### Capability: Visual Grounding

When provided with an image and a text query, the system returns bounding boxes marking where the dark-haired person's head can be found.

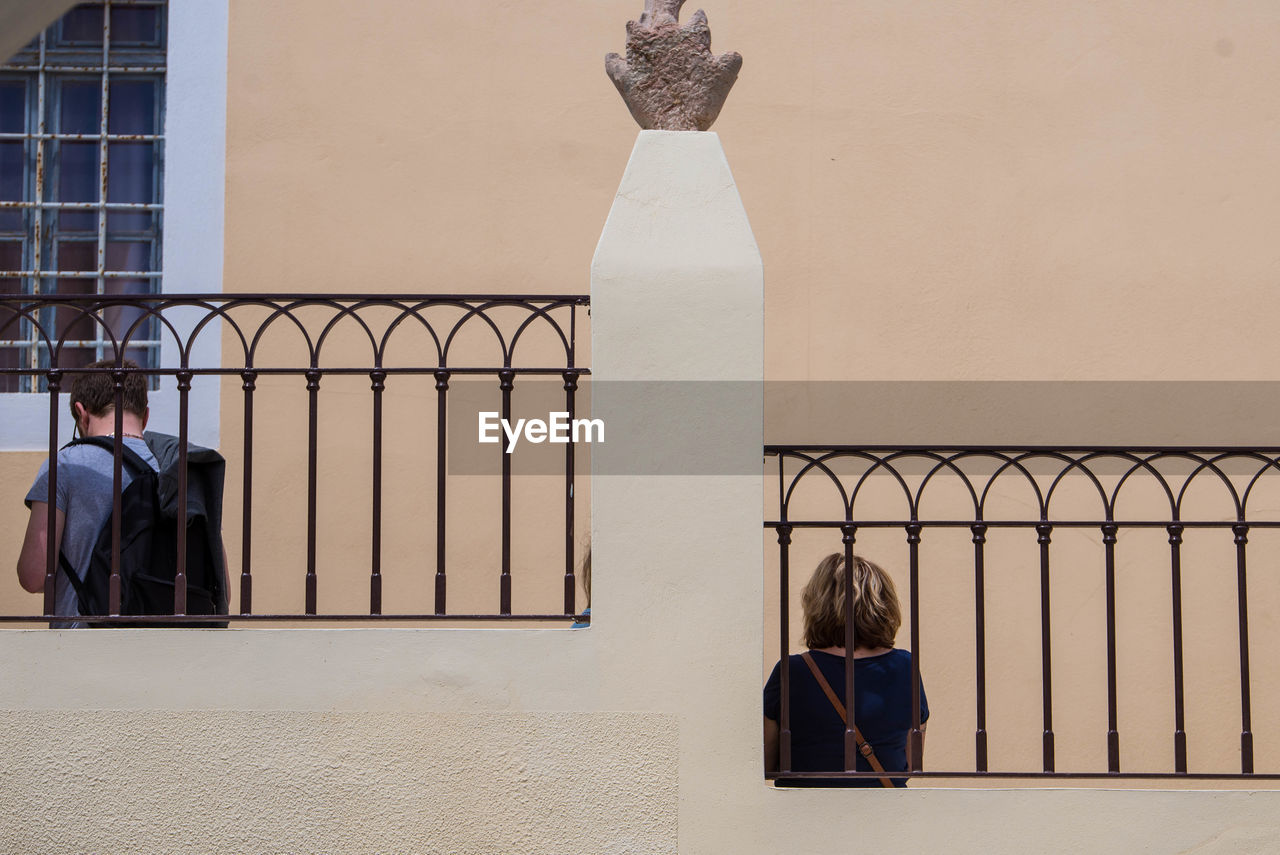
[68,358,148,435]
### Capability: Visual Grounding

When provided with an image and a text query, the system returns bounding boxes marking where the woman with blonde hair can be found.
[763,552,928,786]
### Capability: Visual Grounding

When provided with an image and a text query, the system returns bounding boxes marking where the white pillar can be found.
[591,130,764,849]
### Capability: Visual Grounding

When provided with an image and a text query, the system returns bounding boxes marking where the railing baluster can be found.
[305,368,320,615]
[173,369,191,616]
[1233,522,1254,773]
[972,521,988,772]
[1168,523,1187,773]
[369,370,385,615]
[499,368,514,615]
[434,369,449,614]
[565,304,578,617]
[239,369,256,614]
[841,523,857,773]
[563,370,578,615]
[777,521,793,775]
[907,521,923,773]
[1037,521,1054,772]
[108,368,124,616]
[1102,522,1119,773]
[43,369,61,617]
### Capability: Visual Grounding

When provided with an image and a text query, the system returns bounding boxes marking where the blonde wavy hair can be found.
[801,553,901,651]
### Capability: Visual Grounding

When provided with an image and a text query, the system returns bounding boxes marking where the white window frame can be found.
[0,0,227,450]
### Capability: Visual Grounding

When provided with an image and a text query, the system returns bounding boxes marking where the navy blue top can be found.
[764,649,928,786]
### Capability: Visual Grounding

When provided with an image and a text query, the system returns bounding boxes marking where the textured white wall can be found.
[4,709,677,855]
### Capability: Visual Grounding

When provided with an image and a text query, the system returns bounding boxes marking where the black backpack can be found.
[59,437,228,627]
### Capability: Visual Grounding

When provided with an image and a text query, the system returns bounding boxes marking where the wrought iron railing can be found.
[766,445,1280,782]
[0,293,589,624]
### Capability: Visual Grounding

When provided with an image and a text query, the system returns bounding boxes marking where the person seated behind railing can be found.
[15,359,228,627]
[763,553,929,786]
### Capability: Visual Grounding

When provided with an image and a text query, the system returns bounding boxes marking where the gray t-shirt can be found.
[25,437,159,627]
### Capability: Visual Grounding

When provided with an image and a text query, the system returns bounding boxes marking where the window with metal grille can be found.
[0,0,166,392]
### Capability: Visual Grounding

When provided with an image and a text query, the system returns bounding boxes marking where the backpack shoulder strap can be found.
[800,651,896,787]
[58,551,93,615]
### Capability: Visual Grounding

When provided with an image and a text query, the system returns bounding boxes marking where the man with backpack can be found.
[16,360,228,627]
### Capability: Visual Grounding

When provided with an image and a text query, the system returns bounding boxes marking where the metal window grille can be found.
[0,0,166,392]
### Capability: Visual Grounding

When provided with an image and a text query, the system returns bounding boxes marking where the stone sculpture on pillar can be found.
[605,0,742,131]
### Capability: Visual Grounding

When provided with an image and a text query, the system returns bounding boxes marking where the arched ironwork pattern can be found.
[765,445,1280,784]
[1,293,590,625]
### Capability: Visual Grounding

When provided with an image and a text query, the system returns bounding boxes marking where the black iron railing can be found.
[0,293,589,624]
[766,445,1280,782]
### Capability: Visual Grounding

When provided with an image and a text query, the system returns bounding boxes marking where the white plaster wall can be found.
[0,629,677,855]
[5,128,1280,855]
[150,0,229,449]
[591,131,766,854]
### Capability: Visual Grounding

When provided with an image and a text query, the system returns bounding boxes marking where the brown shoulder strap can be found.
[800,652,896,788]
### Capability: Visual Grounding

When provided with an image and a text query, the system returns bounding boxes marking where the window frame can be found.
[0,0,226,451]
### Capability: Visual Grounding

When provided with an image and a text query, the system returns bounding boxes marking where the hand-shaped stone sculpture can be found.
[605,0,742,131]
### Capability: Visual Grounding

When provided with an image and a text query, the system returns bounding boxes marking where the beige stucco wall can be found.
[736,2,1280,386]
[6,0,1280,852]
[219,0,1280,384]
[218,0,1280,436]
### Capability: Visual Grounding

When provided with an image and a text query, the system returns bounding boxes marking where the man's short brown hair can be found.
[68,358,148,421]
[801,552,902,651]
